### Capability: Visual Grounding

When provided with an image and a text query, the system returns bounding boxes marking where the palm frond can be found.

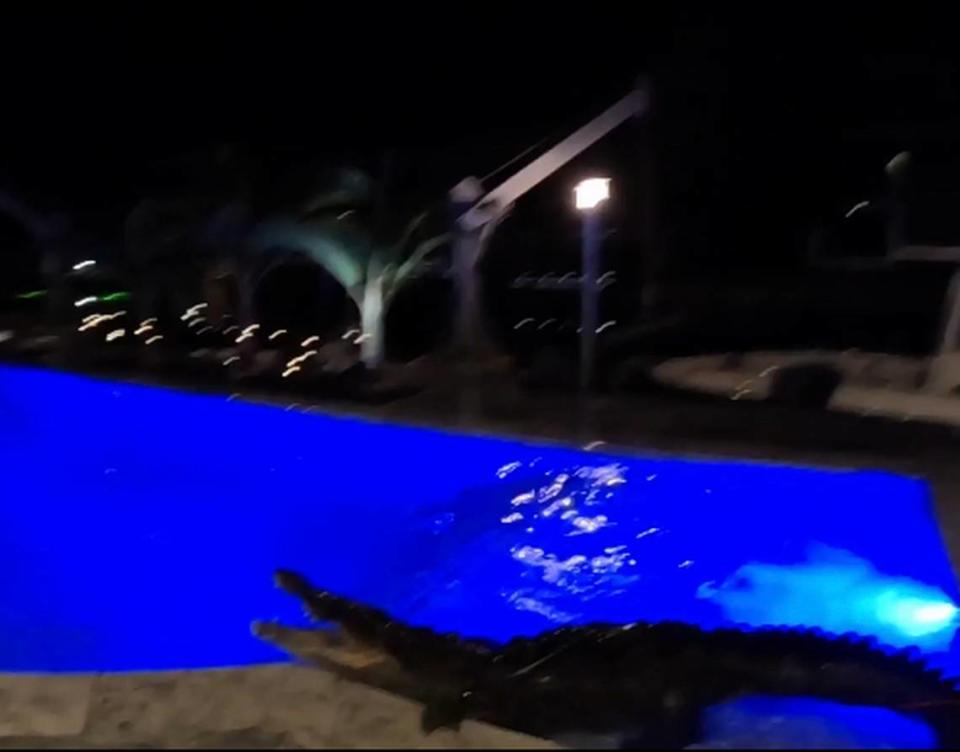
[390,232,451,296]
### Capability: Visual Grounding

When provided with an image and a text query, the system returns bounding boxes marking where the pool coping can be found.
[5,357,951,474]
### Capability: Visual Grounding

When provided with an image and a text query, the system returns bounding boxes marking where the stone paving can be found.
[0,666,557,748]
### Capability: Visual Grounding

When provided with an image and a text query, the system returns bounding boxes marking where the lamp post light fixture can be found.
[574,178,611,211]
[575,178,610,391]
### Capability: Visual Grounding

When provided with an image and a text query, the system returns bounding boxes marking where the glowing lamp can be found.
[574,178,611,211]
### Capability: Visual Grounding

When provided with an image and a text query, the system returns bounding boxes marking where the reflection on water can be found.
[403,455,959,676]
[692,695,938,749]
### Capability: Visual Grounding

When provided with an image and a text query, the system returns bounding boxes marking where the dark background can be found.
[3,5,960,344]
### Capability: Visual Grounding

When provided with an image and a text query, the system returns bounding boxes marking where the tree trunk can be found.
[359,273,385,369]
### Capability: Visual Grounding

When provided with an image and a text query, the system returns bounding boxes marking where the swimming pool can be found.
[0,364,958,674]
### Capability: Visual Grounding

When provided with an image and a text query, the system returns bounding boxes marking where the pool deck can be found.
[0,665,558,749]
[4,359,960,748]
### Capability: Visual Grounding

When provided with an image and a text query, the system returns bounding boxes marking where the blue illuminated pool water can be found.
[0,365,958,674]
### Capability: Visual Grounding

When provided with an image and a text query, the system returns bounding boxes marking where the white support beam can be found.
[458,86,650,232]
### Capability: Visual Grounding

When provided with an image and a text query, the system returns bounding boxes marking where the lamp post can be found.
[575,178,610,391]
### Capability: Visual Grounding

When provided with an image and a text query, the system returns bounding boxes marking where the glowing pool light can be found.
[697,544,960,651]
[879,595,959,639]
[915,601,960,625]
[0,364,957,675]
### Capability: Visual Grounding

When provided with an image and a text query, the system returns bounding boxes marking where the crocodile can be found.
[254,569,960,749]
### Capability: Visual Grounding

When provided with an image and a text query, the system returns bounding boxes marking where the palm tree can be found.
[247,209,449,369]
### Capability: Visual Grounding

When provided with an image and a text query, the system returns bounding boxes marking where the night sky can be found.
[2,6,960,272]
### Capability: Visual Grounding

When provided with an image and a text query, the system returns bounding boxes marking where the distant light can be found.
[222,355,240,367]
[268,329,287,341]
[574,178,611,211]
[72,259,96,271]
[134,324,154,336]
[74,297,97,308]
[285,350,317,368]
[596,320,617,334]
[301,335,320,347]
[340,330,359,341]
[105,329,125,342]
[16,290,46,300]
[241,324,260,336]
[78,310,126,332]
[145,335,164,345]
[99,292,130,303]
[282,365,301,378]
